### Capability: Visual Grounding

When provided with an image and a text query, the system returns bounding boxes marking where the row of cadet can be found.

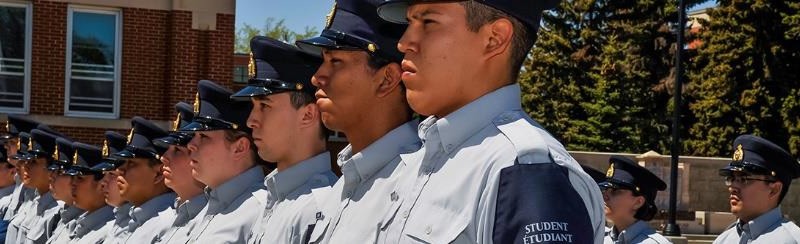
[3,0,800,243]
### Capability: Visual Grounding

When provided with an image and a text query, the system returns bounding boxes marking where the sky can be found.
[235,0,718,35]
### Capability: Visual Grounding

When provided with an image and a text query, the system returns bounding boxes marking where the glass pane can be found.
[69,10,117,115]
[233,66,246,83]
[0,5,27,110]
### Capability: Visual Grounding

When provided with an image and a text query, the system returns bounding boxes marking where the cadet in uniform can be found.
[11,129,61,244]
[3,131,35,243]
[377,0,606,243]
[713,135,800,243]
[61,141,115,243]
[90,131,131,242]
[44,138,85,244]
[150,102,208,244]
[181,80,266,243]
[1,115,40,229]
[0,143,16,241]
[231,36,337,244]
[108,117,175,244]
[295,0,420,242]
[600,156,670,244]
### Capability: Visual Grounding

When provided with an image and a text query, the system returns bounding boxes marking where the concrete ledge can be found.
[0,114,170,130]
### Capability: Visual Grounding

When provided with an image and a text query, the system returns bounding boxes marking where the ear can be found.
[632,195,645,210]
[482,18,513,60]
[298,103,320,129]
[230,136,251,161]
[768,181,783,200]
[375,62,403,98]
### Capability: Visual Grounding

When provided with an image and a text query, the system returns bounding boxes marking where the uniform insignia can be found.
[193,93,200,114]
[16,139,21,151]
[53,146,59,160]
[325,3,337,29]
[28,139,33,151]
[173,112,181,131]
[4,121,8,132]
[367,43,377,53]
[126,128,134,144]
[733,144,743,161]
[102,140,109,158]
[606,163,614,178]
[73,151,79,164]
[248,52,256,79]
[295,83,303,90]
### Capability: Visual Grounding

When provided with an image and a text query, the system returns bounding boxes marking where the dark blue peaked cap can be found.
[580,164,605,184]
[296,0,407,63]
[11,132,32,161]
[49,137,75,171]
[28,129,60,159]
[377,0,560,43]
[114,117,168,160]
[153,102,195,148]
[65,142,103,176]
[720,134,800,184]
[180,80,252,134]
[599,156,666,203]
[2,114,40,139]
[0,143,6,163]
[232,36,322,99]
[91,131,129,171]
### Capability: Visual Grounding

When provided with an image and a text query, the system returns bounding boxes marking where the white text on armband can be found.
[522,222,573,243]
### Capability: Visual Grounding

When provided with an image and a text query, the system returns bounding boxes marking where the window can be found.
[0,2,31,113]
[65,7,121,118]
[233,65,247,84]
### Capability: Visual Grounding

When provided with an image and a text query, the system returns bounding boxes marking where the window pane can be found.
[0,5,27,110]
[68,10,117,115]
[233,66,247,83]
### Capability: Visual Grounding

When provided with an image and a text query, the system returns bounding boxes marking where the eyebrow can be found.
[410,8,441,20]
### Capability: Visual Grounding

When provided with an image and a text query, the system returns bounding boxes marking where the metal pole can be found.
[664,0,687,237]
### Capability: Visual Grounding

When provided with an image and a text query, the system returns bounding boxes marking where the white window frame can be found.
[64,6,122,119]
[0,1,32,114]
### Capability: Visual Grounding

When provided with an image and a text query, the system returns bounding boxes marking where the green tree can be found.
[234,18,318,53]
[686,0,800,157]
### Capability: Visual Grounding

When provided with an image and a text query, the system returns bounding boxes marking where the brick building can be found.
[0,0,235,145]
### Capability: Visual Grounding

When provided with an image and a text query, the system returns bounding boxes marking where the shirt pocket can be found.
[404,206,468,244]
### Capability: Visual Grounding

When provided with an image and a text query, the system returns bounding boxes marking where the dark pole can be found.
[664,0,687,237]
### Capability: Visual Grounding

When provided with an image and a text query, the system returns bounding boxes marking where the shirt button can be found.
[402,210,409,218]
[425,226,432,235]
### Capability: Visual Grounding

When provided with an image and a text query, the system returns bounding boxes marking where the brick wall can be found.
[29,0,67,116]
[120,7,170,120]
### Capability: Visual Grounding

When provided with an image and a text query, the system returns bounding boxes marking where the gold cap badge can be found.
[606,163,614,178]
[173,112,182,131]
[28,139,32,151]
[73,151,79,164]
[193,93,200,114]
[4,121,8,132]
[733,144,744,161]
[102,140,109,158]
[126,128,134,144]
[295,83,303,90]
[325,3,337,29]
[367,43,377,53]
[248,52,256,79]
[16,139,21,151]
[53,146,59,160]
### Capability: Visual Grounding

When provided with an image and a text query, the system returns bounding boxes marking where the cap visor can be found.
[90,161,117,171]
[179,121,211,132]
[231,86,273,101]
[296,36,360,56]
[377,1,410,24]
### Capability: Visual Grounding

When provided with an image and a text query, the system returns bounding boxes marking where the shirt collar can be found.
[265,152,332,202]
[612,220,649,243]
[0,184,15,197]
[737,206,784,239]
[129,192,176,225]
[338,120,420,184]
[422,84,521,154]
[60,205,85,223]
[35,191,57,214]
[206,166,265,208]
[176,194,208,224]
[73,205,114,237]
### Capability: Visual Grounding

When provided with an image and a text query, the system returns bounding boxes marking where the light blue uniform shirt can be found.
[123,192,177,243]
[604,220,671,244]
[67,205,114,244]
[102,202,134,244]
[21,191,59,244]
[46,204,85,244]
[155,194,208,244]
[4,185,36,244]
[308,120,420,244]
[713,206,800,244]
[247,152,338,244]
[380,84,606,244]
[187,166,267,243]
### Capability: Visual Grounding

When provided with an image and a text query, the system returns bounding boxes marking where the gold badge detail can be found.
[325,3,337,29]
[295,83,303,90]
[102,140,109,158]
[126,128,134,144]
[193,93,200,114]
[16,139,21,151]
[248,52,256,79]
[28,139,32,151]
[73,151,79,164]
[173,112,181,131]
[4,121,8,132]
[733,144,744,161]
[606,163,614,178]
[367,43,377,53]
[53,146,59,160]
